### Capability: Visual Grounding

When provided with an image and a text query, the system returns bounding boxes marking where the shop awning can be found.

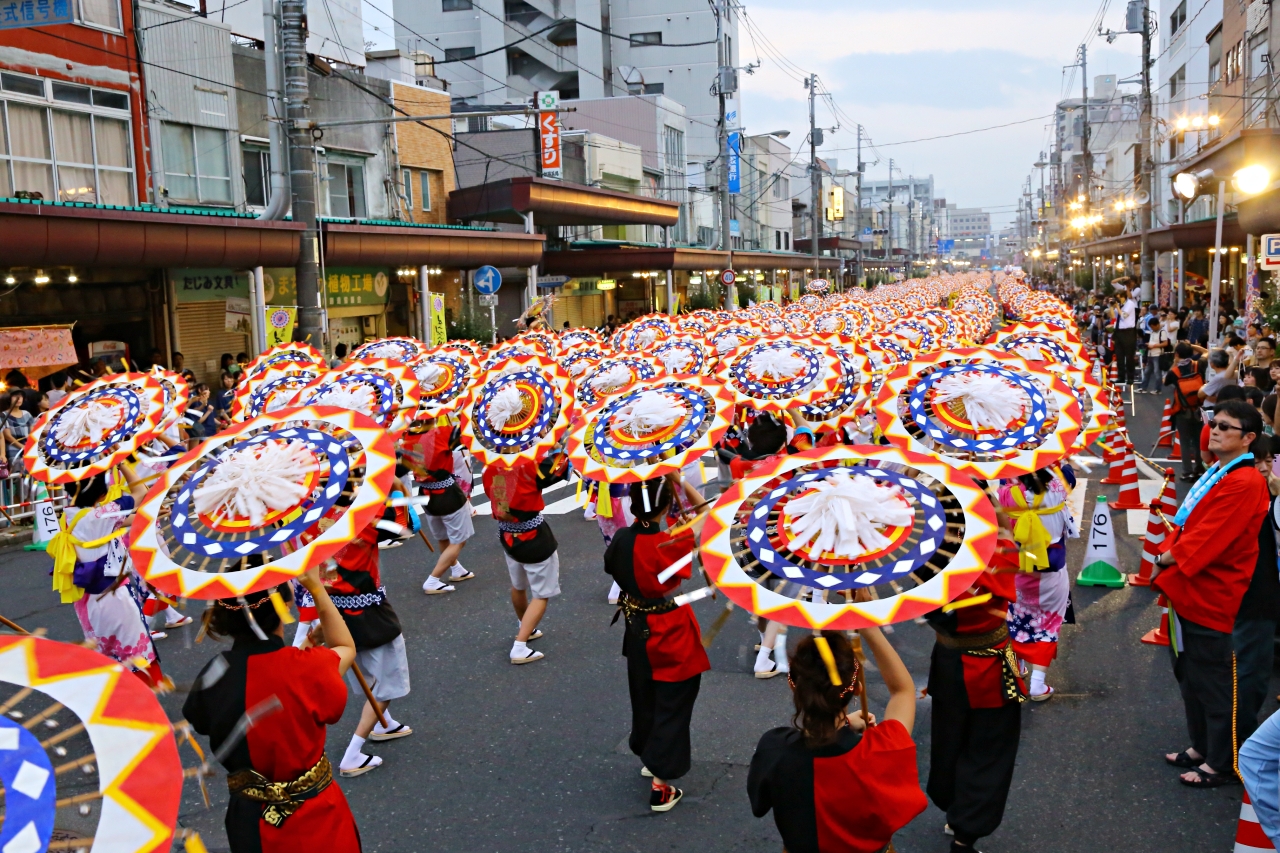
[1079,216,1247,256]
[732,250,842,271]
[448,177,681,227]
[792,236,863,254]
[543,245,729,276]
[0,200,302,268]
[0,324,78,380]
[322,220,545,267]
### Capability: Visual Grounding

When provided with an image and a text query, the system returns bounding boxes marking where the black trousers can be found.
[926,646,1022,845]
[1234,618,1276,744]
[1114,327,1138,383]
[1169,615,1238,774]
[627,663,700,781]
[1171,410,1202,478]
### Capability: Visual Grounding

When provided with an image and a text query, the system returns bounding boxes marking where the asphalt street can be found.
[1,383,1269,852]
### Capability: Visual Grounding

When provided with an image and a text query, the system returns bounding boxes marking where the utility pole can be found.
[886,158,894,264]
[1138,0,1154,302]
[282,0,322,347]
[807,73,821,280]
[1080,44,1091,209]
[855,124,864,287]
[714,0,735,305]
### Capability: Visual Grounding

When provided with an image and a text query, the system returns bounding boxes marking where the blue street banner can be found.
[0,0,73,28]
[727,132,741,195]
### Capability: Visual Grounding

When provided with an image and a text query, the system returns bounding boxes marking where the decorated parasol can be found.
[511,330,560,357]
[410,348,478,420]
[573,355,662,410]
[130,405,397,599]
[348,336,429,365]
[243,342,325,380]
[699,444,998,628]
[805,279,830,293]
[676,315,711,336]
[458,353,572,467]
[873,348,1083,481]
[481,344,540,370]
[230,365,320,422]
[714,335,842,413]
[24,373,166,484]
[297,358,421,433]
[651,337,714,376]
[0,634,184,853]
[798,336,871,428]
[708,323,763,355]
[617,315,676,352]
[566,375,734,483]
[150,367,190,435]
[559,345,606,381]
[560,328,601,349]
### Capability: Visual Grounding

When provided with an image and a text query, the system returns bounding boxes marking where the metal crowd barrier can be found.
[0,472,68,528]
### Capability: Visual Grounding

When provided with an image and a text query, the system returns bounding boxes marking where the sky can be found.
[361,0,1144,231]
[734,0,1143,230]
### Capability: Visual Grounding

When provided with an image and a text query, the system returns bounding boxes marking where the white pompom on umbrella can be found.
[415,361,446,387]
[657,348,694,374]
[193,439,318,527]
[931,370,1027,432]
[590,364,634,393]
[486,383,527,431]
[785,469,914,558]
[310,383,377,416]
[636,327,660,348]
[568,359,591,377]
[714,333,741,355]
[611,390,686,438]
[53,398,121,447]
[747,346,806,380]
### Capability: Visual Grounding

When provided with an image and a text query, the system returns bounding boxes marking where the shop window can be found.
[420,170,432,211]
[162,122,231,204]
[0,98,132,205]
[327,161,367,218]
[242,146,269,207]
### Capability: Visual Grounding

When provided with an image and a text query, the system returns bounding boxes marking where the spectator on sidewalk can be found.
[1240,708,1280,849]
[1153,399,1270,787]
[1234,435,1280,746]
[1166,342,1208,482]
[1201,386,1249,468]
[1115,287,1139,385]
[1141,308,1171,393]
[1246,338,1276,393]
[1188,309,1209,347]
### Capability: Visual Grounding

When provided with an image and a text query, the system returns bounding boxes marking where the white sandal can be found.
[339,754,382,777]
[510,648,544,665]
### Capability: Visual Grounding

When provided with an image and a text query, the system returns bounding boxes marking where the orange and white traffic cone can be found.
[1158,467,1178,517]
[1169,430,1182,461]
[1154,399,1173,448]
[1108,361,1118,387]
[1100,439,1127,485]
[1112,440,1147,510]
[1110,397,1129,435]
[1235,790,1273,853]
[1129,471,1174,587]
[1141,593,1172,646]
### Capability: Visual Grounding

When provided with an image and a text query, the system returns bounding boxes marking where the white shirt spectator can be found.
[1118,296,1137,329]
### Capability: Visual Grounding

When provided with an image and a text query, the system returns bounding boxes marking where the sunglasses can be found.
[1208,420,1247,432]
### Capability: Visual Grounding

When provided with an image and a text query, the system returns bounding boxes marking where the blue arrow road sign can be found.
[473,266,502,295]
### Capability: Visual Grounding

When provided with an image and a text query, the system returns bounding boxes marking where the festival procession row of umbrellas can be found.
[5,270,1103,851]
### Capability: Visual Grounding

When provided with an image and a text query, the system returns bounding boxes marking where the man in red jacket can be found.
[1153,398,1271,787]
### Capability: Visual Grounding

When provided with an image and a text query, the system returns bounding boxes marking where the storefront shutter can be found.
[176,301,250,386]
[558,294,605,331]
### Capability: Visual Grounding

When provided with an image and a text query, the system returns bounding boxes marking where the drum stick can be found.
[351,662,390,729]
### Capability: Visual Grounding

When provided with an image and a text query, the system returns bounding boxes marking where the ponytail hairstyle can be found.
[629,477,672,522]
[788,632,861,748]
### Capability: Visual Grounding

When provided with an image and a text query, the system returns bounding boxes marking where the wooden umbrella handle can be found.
[350,662,389,729]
